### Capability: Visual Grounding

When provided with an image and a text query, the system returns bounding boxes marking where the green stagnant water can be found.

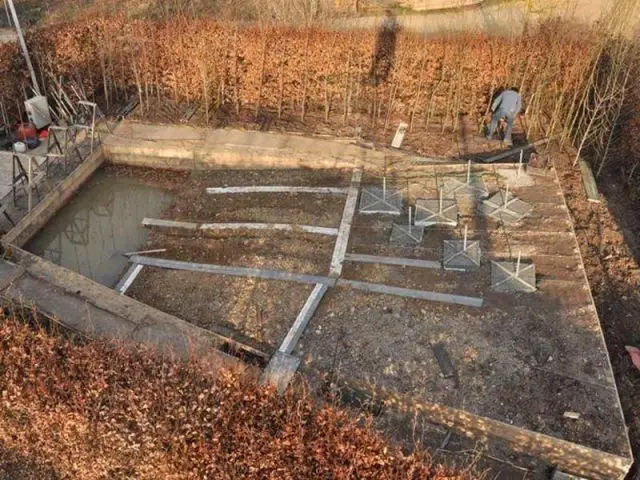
[26,169,173,288]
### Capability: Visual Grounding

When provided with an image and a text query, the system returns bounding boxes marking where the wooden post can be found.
[27,156,32,212]
[516,251,522,276]
[6,0,40,95]
[463,224,468,251]
[518,149,524,176]
[90,104,96,153]
[4,0,11,26]
[466,160,471,185]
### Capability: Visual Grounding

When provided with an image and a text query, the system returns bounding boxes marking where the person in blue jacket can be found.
[486,88,522,146]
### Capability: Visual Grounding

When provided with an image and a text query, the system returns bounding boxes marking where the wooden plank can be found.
[200,223,338,236]
[278,283,328,354]
[578,160,601,203]
[480,138,551,164]
[206,186,348,195]
[115,263,143,294]
[123,248,167,257]
[336,279,484,308]
[142,218,198,230]
[142,218,338,236]
[345,253,441,270]
[330,168,362,277]
[129,256,336,286]
[261,351,301,394]
[338,379,632,479]
[131,256,482,307]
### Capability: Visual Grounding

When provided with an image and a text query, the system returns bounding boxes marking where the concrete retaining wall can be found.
[3,248,255,376]
[104,122,393,171]
[328,377,631,480]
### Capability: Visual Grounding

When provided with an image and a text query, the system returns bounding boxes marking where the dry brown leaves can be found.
[0,311,475,479]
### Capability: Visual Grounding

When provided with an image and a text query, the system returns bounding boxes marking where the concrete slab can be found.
[6,249,263,367]
[389,223,424,246]
[415,198,458,227]
[115,263,143,294]
[491,260,537,293]
[442,240,481,271]
[330,169,362,277]
[359,186,403,215]
[106,121,420,172]
[344,253,440,270]
[279,283,328,355]
[497,168,535,188]
[0,260,25,290]
[440,174,488,198]
[117,122,205,142]
[261,351,301,394]
[479,191,533,226]
[9,129,630,477]
[294,163,631,477]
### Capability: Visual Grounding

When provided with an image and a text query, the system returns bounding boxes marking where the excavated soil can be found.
[553,151,640,471]
[115,161,629,463]
[126,168,347,347]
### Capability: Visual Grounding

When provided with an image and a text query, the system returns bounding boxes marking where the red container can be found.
[16,123,37,142]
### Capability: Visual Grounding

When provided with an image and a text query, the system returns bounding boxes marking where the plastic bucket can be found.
[16,123,37,142]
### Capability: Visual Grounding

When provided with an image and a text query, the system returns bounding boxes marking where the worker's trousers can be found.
[488,109,515,142]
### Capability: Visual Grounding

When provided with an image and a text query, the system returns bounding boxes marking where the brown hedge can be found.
[0,310,476,479]
[0,17,597,135]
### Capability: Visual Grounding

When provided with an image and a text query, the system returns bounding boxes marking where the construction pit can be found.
[0,122,632,479]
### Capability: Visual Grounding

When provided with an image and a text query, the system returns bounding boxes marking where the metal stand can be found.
[359,177,403,215]
[77,101,99,153]
[479,183,533,225]
[440,161,488,198]
[0,102,9,137]
[390,206,425,245]
[443,225,481,271]
[46,126,84,175]
[75,100,113,152]
[491,252,536,292]
[415,188,458,227]
[12,153,40,207]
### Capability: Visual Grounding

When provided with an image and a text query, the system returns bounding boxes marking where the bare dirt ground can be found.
[97,116,639,474]
[127,168,348,348]
[129,99,527,161]
[114,159,629,477]
[553,151,640,476]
